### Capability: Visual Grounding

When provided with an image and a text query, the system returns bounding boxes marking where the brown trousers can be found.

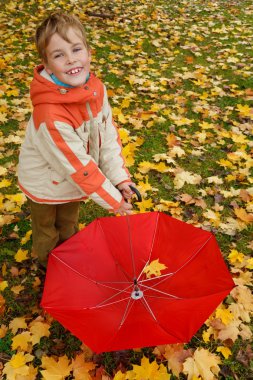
[29,199,80,267]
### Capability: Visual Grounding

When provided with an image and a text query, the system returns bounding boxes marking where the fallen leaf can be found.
[40,355,73,380]
[183,348,221,380]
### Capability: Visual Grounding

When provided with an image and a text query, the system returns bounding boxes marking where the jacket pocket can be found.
[50,169,65,185]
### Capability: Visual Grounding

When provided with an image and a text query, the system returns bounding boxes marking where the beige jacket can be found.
[18,66,130,211]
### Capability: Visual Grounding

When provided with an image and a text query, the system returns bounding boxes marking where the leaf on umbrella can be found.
[40,355,73,380]
[183,348,221,380]
[143,259,167,279]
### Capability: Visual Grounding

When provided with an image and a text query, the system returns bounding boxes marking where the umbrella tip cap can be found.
[131,290,144,300]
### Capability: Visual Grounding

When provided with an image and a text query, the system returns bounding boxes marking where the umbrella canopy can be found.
[41,211,235,353]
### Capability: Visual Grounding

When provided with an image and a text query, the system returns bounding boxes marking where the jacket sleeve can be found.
[99,86,131,186]
[34,118,124,211]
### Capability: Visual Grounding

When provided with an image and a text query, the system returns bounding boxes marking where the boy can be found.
[18,12,134,267]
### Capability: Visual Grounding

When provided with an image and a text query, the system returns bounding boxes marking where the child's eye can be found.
[73,48,82,53]
[54,53,63,59]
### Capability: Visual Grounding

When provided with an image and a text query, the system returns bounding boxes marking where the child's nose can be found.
[66,53,76,64]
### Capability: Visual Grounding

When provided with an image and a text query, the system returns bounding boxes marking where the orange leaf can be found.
[185,56,194,64]
[234,208,253,223]
[166,133,179,147]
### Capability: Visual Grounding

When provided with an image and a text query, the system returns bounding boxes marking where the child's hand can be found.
[117,182,136,201]
[115,201,133,216]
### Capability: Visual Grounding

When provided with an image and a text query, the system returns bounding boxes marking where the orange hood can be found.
[30,65,96,107]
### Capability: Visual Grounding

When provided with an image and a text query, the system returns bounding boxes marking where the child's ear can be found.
[43,61,53,75]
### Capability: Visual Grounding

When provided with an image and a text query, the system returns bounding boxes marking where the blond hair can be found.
[35,12,89,62]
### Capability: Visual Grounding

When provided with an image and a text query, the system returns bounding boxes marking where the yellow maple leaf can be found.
[215,308,234,325]
[40,355,73,380]
[228,249,244,265]
[128,356,170,380]
[6,193,27,206]
[0,179,12,188]
[72,353,96,380]
[217,320,240,342]
[0,280,8,291]
[246,258,253,270]
[174,170,202,189]
[15,248,29,262]
[12,331,32,351]
[136,198,154,213]
[137,176,154,194]
[183,348,221,380]
[153,162,171,173]
[121,98,131,109]
[29,321,51,345]
[11,353,31,368]
[9,317,28,334]
[234,208,253,223]
[216,346,232,359]
[143,259,167,279]
[118,128,130,144]
[138,161,154,174]
[11,285,25,295]
[236,104,253,118]
[113,370,127,380]
[20,230,32,245]
[0,166,8,176]
[3,352,34,380]
[6,89,20,97]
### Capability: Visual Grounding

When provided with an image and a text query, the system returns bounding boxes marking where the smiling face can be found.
[44,27,91,87]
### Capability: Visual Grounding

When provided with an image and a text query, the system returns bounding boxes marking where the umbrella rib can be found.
[51,253,130,292]
[140,283,182,299]
[139,272,174,283]
[141,295,158,322]
[119,297,134,328]
[93,284,133,307]
[92,295,133,309]
[137,212,160,282]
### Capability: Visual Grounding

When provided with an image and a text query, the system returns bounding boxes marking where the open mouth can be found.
[66,67,83,75]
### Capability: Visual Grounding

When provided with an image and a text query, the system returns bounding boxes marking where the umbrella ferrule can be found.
[131,289,144,300]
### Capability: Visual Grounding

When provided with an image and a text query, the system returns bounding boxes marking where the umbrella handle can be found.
[129,185,142,202]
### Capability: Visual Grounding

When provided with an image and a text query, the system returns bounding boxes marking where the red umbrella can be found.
[41,211,235,353]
